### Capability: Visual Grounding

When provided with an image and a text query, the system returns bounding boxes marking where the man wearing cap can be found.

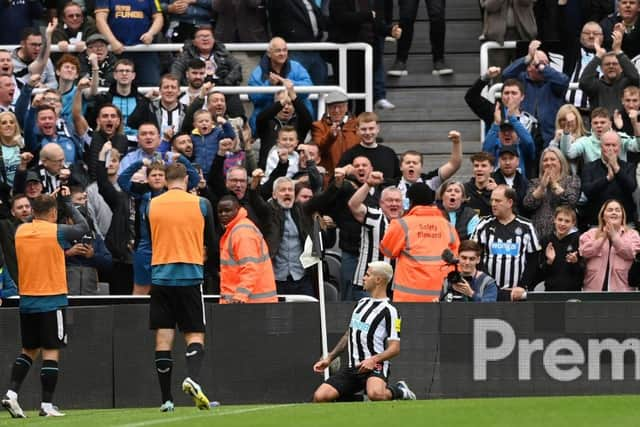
[311,91,359,177]
[79,34,117,88]
[380,183,460,302]
[492,145,530,215]
[483,105,536,177]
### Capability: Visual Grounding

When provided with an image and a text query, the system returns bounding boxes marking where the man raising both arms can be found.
[147,162,217,412]
[312,261,416,402]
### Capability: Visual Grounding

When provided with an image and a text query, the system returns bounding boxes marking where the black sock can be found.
[387,384,403,400]
[155,351,173,403]
[40,360,58,403]
[185,343,204,382]
[9,354,33,393]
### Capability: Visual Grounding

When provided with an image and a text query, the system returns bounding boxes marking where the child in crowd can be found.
[538,205,583,291]
[262,125,300,184]
[190,109,235,178]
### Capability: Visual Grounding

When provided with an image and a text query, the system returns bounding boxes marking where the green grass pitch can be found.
[1,395,639,427]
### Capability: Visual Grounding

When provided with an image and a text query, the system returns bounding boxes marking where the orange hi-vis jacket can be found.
[149,189,205,267]
[380,205,460,302]
[220,207,277,303]
[15,220,66,296]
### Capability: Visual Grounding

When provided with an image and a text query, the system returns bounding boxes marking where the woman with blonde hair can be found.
[549,104,587,175]
[580,199,640,291]
[523,147,581,237]
[0,111,24,187]
[436,180,480,240]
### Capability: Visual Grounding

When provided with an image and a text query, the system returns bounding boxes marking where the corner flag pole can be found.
[312,217,330,380]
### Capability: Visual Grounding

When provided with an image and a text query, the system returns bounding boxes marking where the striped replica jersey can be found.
[353,206,389,288]
[347,297,401,377]
[472,215,541,289]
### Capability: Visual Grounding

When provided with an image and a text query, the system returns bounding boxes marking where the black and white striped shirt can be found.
[352,206,389,288]
[471,215,541,289]
[347,297,401,377]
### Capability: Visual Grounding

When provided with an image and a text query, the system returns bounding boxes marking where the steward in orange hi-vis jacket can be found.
[380,183,460,302]
[217,196,277,304]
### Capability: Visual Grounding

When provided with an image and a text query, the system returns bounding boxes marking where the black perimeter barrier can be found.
[2,299,640,408]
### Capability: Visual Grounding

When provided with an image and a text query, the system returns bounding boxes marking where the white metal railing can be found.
[1,42,373,113]
[4,294,318,303]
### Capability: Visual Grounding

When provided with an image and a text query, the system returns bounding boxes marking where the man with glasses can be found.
[95,0,164,85]
[12,23,58,90]
[600,0,640,59]
[79,34,117,87]
[562,22,604,113]
[52,2,98,58]
[248,37,313,134]
[580,25,640,114]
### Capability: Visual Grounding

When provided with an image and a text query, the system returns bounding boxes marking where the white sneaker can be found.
[182,377,210,410]
[375,99,395,110]
[160,400,175,412]
[39,405,65,417]
[396,380,417,400]
[1,395,26,418]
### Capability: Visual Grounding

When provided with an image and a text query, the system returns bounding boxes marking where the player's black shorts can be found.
[149,284,206,332]
[325,365,388,398]
[20,309,67,350]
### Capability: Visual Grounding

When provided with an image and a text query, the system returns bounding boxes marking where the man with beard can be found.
[12,23,58,90]
[171,26,244,117]
[248,175,314,296]
[348,171,402,300]
[91,59,150,144]
[179,60,207,106]
[492,145,529,215]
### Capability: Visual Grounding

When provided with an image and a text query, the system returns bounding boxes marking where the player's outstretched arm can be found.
[313,330,349,373]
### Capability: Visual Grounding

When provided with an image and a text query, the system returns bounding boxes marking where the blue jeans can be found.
[340,251,359,301]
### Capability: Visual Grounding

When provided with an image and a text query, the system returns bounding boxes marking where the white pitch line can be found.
[123,403,300,427]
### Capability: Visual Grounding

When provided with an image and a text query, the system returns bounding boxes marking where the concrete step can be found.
[375,87,475,121]
[378,120,482,145]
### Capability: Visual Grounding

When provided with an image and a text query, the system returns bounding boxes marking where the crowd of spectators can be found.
[1,0,640,304]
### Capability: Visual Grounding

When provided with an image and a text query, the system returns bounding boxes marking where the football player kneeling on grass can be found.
[312,261,416,402]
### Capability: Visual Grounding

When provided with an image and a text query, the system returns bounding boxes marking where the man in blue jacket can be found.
[502,40,570,145]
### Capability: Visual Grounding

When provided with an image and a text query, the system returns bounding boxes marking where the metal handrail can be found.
[1,41,373,112]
